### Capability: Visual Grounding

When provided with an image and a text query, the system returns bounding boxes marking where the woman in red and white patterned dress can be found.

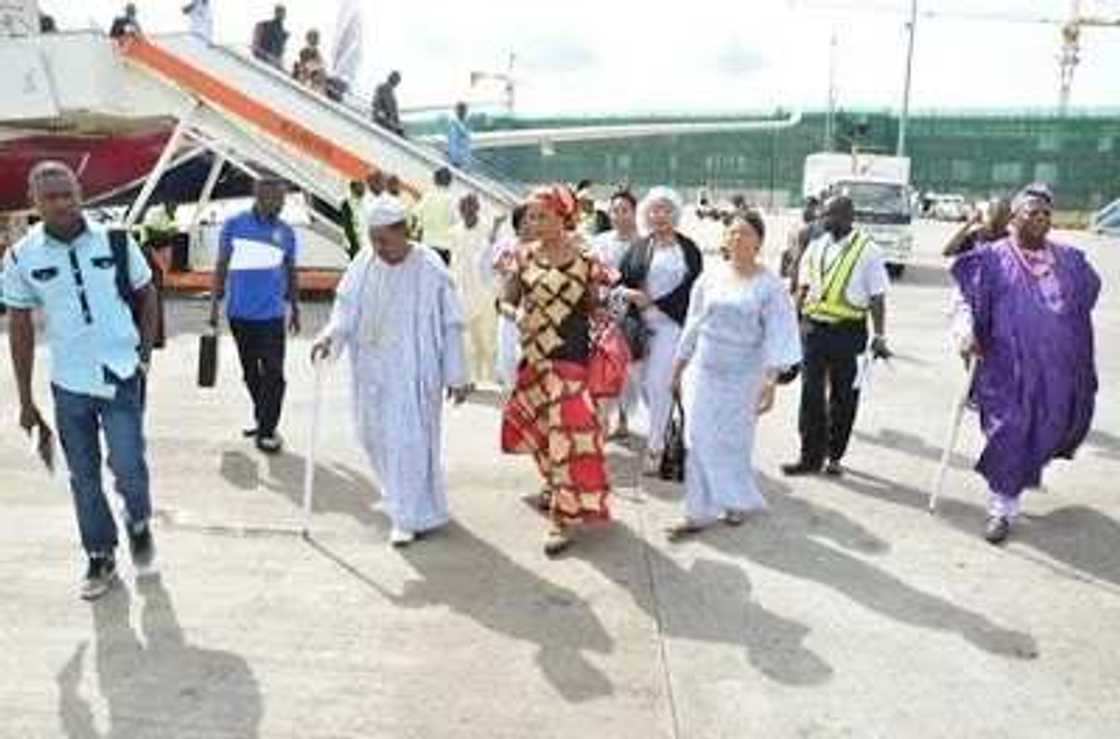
[499,185,616,556]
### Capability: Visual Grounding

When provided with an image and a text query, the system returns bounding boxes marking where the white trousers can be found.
[987,489,1024,520]
[639,310,682,454]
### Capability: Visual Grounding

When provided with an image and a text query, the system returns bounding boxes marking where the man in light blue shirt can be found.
[447,101,472,170]
[3,161,160,601]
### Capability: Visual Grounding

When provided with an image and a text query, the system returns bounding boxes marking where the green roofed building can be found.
[418,109,1120,211]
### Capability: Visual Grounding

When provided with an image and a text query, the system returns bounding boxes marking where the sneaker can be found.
[128,522,158,577]
[389,527,416,547]
[256,434,283,454]
[80,555,118,601]
[824,460,844,477]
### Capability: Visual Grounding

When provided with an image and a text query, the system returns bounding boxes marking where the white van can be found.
[1091,198,1120,237]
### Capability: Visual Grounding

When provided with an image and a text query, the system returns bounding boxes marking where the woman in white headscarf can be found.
[617,187,704,474]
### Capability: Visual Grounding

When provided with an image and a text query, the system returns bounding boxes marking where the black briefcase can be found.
[198,332,218,388]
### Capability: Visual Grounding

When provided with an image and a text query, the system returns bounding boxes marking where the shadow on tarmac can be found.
[573,521,836,687]
[219,450,386,529]
[306,523,617,704]
[1085,428,1120,461]
[852,427,976,471]
[640,471,1038,661]
[833,467,1120,590]
[57,576,262,738]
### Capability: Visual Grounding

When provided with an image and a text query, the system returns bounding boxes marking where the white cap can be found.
[365,195,407,228]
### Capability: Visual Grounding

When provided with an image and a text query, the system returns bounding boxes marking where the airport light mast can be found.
[1057,1,1120,114]
[793,0,1119,117]
[470,53,518,115]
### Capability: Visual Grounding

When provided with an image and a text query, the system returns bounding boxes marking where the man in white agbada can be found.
[448,193,498,384]
[311,196,471,547]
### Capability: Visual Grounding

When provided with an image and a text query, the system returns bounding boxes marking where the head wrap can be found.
[365,195,407,228]
[637,185,683,235]
[1012,182,1054,214]
[529,184,579,223]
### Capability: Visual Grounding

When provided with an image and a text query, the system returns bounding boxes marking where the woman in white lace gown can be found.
[667,211,802,539]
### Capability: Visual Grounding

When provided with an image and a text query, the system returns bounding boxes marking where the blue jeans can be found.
[52,371,151,555]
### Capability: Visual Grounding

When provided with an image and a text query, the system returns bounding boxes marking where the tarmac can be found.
[1,217,1118,738]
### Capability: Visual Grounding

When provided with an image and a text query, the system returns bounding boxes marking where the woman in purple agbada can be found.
[950,183,1101,544]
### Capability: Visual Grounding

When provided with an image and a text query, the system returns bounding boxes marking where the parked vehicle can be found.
[927,193,969,222]
[1091,198,1120,237]
[803,152,913,278]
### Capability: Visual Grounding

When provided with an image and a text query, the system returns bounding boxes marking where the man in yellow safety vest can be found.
[783,194,891,477]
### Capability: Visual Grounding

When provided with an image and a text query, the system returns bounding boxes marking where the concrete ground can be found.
[1,218,1118,738]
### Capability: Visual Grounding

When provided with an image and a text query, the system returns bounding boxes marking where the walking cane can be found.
[302,360,326,539]
[929,358,978,513]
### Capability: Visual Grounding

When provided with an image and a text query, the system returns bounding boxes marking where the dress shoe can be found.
[781,460,821,477]
[984,516,1011,545]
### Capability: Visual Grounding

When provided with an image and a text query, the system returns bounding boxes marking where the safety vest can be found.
[803,231,871,323]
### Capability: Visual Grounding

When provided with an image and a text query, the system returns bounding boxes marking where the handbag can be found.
[587,319,631,399]
[619,308,650,360]
[618,237,655,360]
[197,329,219,388]
[659,396,686,482]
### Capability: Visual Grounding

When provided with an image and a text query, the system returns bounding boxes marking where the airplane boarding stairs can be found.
[2,31,521,224]
[117,33,524,214]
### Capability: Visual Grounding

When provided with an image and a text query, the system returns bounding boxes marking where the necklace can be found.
[1010,239,1055,279]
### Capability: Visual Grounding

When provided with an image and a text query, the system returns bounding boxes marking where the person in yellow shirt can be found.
[449,194,499,384]
[413,167,455,265]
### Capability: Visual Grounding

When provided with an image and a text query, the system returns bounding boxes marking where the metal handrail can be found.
[324,84,528,195]
[196,38,526,202]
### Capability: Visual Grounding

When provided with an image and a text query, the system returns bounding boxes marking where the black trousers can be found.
[229,318,286,437]
[798,319,868,466]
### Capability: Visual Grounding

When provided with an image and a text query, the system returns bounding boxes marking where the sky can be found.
[38,0,1120,116]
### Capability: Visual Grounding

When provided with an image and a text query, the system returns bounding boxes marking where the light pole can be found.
[1059,1,1083,115]
[469,52,517,115]
[826,25,838,151]
[897,0,918,156]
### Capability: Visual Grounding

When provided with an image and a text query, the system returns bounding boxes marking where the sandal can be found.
[722,511,747,527]
[665,520,706,542]
[544,527,572,557]
[607,424,630,441]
